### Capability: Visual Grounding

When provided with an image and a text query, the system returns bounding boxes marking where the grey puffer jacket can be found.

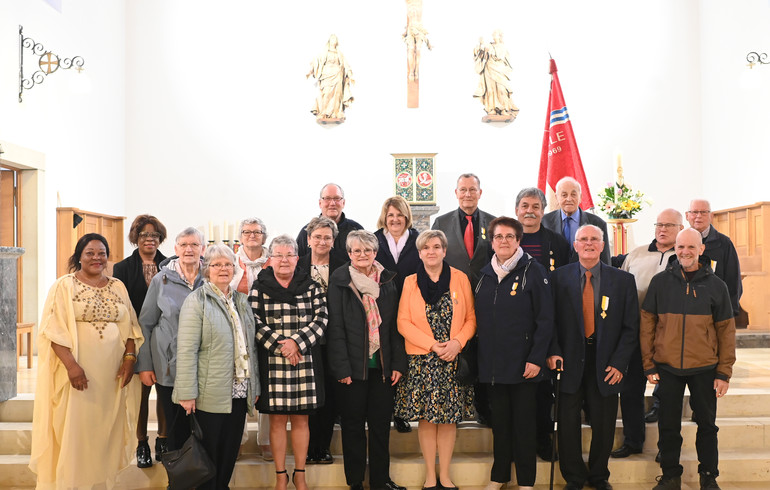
[137,259,204,386]
[173,283,260,414]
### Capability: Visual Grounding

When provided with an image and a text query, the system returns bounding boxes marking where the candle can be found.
[208,221,213,242]
[223,220,228,244]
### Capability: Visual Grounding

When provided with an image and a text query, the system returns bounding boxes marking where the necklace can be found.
[75,271,107,288]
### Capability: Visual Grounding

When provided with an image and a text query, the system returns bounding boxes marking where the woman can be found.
[395,230,476,490]
[473,30,518,117]
[231,217,271,460]
[175,244,260,490]
[251,235,328,490]
[30,233,144,489]
[136,227,206,452]
[327,231,408,490]
[475,217,554,490]
[299,216,344,464]
[113,214,169,467]
[306,34,354,120]
[374,196,419,434]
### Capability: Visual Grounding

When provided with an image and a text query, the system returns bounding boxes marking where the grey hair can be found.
[306,216,339,239]
[175,226,205,245]
[201,244,236,281]
[319,183,345,199]
[238,218,268,240]
[346,230,379,253]
[416,229,448,251]
[515,187,547,209]
[575,224,603,241]
[268,234,298,256]
[456,173,481,188]
[555,176,581,195]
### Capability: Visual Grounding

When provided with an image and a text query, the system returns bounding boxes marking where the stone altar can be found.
[0,247,24,401]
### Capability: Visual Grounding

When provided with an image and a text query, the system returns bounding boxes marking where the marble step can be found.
[2,448,769,488]
[3,416,770,456]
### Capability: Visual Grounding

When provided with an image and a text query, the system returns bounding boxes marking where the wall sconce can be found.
[746,52,768,68]
[18,25,85,103]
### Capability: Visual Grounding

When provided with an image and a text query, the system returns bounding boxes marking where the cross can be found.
[40,52,59,74]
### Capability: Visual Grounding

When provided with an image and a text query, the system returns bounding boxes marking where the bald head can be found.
[686,199,712,233]
[655,208,684,250]
[675,228,704,272]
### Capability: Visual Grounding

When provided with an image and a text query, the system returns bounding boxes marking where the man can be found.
[685,199,742,317]
[515,187,570,461]
[296,183,363,263]
[640,228,736,490]
[610,209,683,459]
[432,173,496,289]
[548,225,639,490]
[543,176,611,265]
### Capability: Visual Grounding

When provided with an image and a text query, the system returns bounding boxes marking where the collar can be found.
[579,261,602,281]
[647,239,675,253]
[458,207,480,220]
[561,208,581,222]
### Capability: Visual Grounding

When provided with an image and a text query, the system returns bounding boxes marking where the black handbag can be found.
[455,335,478,386]
[162,412,216,490]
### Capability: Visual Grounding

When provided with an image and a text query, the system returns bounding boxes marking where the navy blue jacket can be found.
[374,227,420,294]
[474,254,554,385]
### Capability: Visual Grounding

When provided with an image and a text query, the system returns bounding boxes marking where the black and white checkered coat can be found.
[250,272,328,412]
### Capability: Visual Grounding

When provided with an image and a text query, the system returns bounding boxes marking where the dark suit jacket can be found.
[532,226,571,273]
[543,209,611,265]
[432,208,496,289]
[112,248,168,317]
[549,262,639,397]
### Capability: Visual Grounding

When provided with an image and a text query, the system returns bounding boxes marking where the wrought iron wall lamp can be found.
[746,52,768,68]
[18,25,85,102]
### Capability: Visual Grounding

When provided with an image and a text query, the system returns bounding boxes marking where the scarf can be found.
[491,247,524,283]
[253,267,315,306]
[232,247,268,292]
[169,258,200,290]
[349,261,384,357]
[207,283,250,383]
[416,260,451,305]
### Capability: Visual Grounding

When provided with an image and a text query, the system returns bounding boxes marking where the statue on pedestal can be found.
[473,30,519,122]
[307,35,354,123]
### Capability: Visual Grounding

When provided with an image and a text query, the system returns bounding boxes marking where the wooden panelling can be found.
[56,208,125,278]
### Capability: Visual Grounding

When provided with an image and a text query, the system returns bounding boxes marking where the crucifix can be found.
[403,0,432,108]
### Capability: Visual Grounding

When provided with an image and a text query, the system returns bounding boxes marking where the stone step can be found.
[2,448,769,488]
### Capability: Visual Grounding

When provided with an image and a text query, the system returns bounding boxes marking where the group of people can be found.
[28,175,739,490]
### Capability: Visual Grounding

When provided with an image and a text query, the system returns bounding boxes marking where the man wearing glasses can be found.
[609,209,683,459]
[297,183,363,263]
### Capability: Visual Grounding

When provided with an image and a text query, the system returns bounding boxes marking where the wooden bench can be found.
[16,322,34,369]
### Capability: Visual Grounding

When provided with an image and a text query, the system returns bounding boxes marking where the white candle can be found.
[208,221,213,242]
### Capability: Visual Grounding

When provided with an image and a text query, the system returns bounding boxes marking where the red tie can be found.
[583,270,595,338]
[464,216,474,259]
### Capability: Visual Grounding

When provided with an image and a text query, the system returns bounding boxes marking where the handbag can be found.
[162,412,216,490]
[455,335,478,386]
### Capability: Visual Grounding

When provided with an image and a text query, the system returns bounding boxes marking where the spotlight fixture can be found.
[18,25,85,102]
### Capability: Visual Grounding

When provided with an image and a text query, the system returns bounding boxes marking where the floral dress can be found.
[394,292,474,424]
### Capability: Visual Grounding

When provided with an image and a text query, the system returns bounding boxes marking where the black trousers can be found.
[557,344,618,486]
[535,376,555,443]
[336,368,395,486]
[309,344,337,453]
[196,398,249,490]
[155,384,190,452]
[489,382,537,486]
[618,345,646,450]
[657,368,719,478]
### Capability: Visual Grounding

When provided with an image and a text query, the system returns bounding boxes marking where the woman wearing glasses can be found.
[113,215,169,467]
[175,244,260,490]
[250,235,328,490]
[474,217,554,490]
[326,231,407,490]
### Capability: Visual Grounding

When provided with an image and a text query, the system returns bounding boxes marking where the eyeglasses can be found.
[241,230,265,237]
[457,187,479,195]
[492,234,518,242]
[576,237,603,243]
[210,263,234,270]
[321,196,344,202]
[272,253,297,261]
[310,235,333,243]
[139,232,161,239]
[350,248,375,256]
[654,223,680,229]
[177,242,201,249]
[687,210,710,215]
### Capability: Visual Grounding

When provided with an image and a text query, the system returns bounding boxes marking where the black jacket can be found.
[112,248,168,317]
[296,253,346,287]
[702,226,742,317]
[474,254,554,384]
[326,265,408,381]
[374,227,420,293]
[296,212,364,264]
[526,226,571,274]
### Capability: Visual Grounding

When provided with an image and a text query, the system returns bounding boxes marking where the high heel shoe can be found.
[292,468,308,490]
[275,469,289,490]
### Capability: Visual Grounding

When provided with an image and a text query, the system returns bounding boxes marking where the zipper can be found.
[680,270,689,370]
[491,278,498,386]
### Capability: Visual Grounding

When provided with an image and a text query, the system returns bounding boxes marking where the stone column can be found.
[0,247,24,401]
[411,205,440,232]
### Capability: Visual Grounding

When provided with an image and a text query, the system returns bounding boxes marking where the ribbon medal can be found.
[601,296,610,319]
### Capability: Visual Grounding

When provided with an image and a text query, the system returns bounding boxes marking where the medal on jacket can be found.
[481,227,486,240]
[601,296,609,319]
[549,257,555,271]
[510,281,519,296]
[452,291,458,304]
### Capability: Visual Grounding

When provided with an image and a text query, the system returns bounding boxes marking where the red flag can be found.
[538,58,594,210]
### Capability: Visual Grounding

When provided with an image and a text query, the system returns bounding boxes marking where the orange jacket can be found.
[397,267,477,355]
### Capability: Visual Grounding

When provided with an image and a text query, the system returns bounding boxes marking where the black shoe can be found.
[394,416,412,433]
[306,448,319,464]
[610,444,642,458]
[645,406,659,423]
[350,483,364,490]
[699,471,720,489]
[652,474,681,490]
[316,448,334,464]
[155,437,168,462]
[136,440,152,468]
[590,480,612,490]
[373,480,406,490]
[655,450,661,463]
[564,482,583,490]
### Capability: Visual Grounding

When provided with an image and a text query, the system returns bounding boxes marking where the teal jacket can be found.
[173,283,260,414]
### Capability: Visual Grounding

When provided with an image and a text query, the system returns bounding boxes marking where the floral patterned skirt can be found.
[394,352,475,424]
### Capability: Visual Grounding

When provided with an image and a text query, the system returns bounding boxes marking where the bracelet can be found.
[123,353,137,362]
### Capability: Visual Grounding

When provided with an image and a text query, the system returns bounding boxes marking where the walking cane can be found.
[549,359,563,490]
